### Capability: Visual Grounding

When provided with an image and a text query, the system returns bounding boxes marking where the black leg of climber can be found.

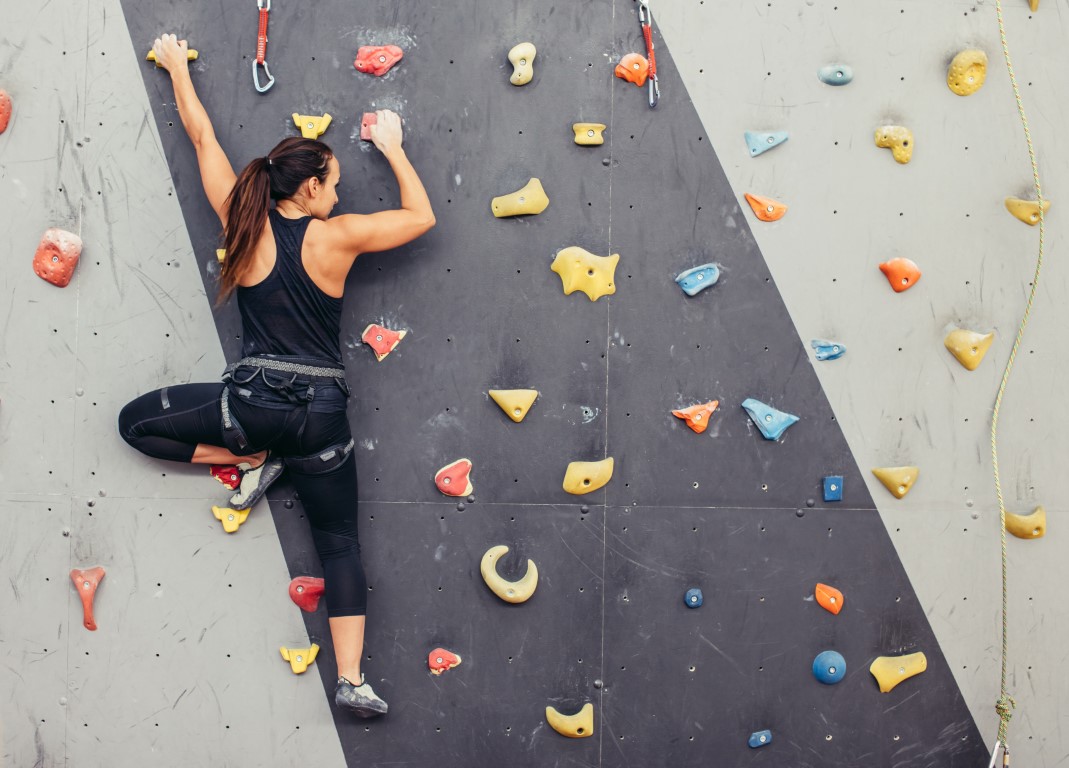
[117,33,436,718]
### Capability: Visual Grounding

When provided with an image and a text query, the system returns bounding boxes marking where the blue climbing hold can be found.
[741,398,799,441]
[744,131,788,157]
[817,63,854,86]
[675,263,720,296]
[684,588,703,608]
[813,650,846,685]
[748,730,773,749]
[811,339,846,361]
[823,475,844,502]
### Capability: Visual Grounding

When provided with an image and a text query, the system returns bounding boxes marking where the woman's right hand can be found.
[369,110,404,155]
[151,33,191,76]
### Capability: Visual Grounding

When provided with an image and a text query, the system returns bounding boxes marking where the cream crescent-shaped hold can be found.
[545,702,594,738]
[480,545,538,604]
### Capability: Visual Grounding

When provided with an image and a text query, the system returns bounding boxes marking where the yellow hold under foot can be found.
[212,506,251,533]
[1006,505,1046,539]
[545,702,594,738]
[871,467,918,499]
[280,644,320,674]
[869,652,927,692]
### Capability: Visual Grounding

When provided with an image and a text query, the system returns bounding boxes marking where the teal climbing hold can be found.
[675,263,720,296]
[741,398,799,441]
[684,588,703,608]
[811,340,846,361]
[813,650,846,685]
[823,475,844,502]
[817,64,854,85]
[748,730,773,748]
[744,131,788,157]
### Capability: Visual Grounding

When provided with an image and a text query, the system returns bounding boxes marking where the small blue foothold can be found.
[741,398,799,441]
[675,263,720,296]
[744,130,789,157]
[818,63,854,86]
[748,730,773,749]
[811,339,846,361]
[813,650,846,685]
[823,476,844,502]
[684,588,703,608]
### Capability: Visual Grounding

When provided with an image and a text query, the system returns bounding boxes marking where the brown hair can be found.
[217,137,333,302]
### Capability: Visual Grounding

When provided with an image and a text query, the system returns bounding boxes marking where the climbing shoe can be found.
[335,675,388,718]
[229,455,284,509]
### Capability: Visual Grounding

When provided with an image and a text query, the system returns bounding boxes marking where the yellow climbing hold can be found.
[146,49,199,67]
[491,178,549,217]
[508,42,537,86]
[1006,505,1046,539]
[572,123,606,146]
[874,125,913,164]
[563,457,614,495]
[1005,197,1051,226]
[216,249,226,263]
[291,112,332,139]
[1029,0,1039,10]
[545,703,594,738]
[212,505,250,533]
[869,652,927,693]
[947,50,987,96]
[488,389,539,423]
[480,545,538,604]
[280,644,320,674]
[944,329,994,371]
[551,246,619,301]
[871,466,919,499]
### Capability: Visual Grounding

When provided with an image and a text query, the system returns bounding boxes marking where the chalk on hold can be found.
[741,398,799,441]
[146,48,199,67]
[210,465,241,491]
[0,89,12,134]
[675,263,719,297]
[871,466,918,499]
[70,567,105,631]
[813,650,846,685]
[1006,505,1046,539]
[745,131,788,157]
[815,583,844,615]
[1005,197,1050,226]
[811,340,846,361]
[481,545,538,603]
[212,505,251,533]
[869,652,926,693]
[33,228,82,288]
[354,45,403,76]
[878,257,921,292]
[551,246,619,301]
[292,112,331,139]
[491,178,549,217]
[361,323,406,361]
[744,193,788,222]
[289,576,325,612]
[488,389,539,423]
[823,475,844,502]
[572,122,606,146]
[748,730,773,748]
[817,63,853,85]
[508,42,537,86]
[563,457,614,495]
[435,459,473,497]
[672,401,719,434]
[429,647,462,675]
[545,702,594,738]
[280,644,320,674]
[684,588,703,608]
[947,49,987,96]
[875,125,913,164]
[614,53,649,87]
[943,328,994,371]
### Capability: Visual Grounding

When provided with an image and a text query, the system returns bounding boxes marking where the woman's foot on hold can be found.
[229,453,284,508]
[335,674,388,718]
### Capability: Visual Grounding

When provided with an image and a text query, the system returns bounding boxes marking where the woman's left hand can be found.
[151,33,191,76]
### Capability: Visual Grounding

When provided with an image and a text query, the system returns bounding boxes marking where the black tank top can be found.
[237,210,343,366]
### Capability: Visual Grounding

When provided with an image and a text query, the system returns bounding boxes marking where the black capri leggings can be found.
[118,378,368,617]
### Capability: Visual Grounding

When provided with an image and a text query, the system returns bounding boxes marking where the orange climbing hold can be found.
[33,228,82,288]
[70,566,106,631]
[744,193,788,222]
[815,583,844,615]
[354,45,404,76]
[428,647,462,675]
[615,53,649,87]
[671,400,719,434]
[362,323,407,361]
[435,458,473,497]
[289,576,325,612]
[0,89,11,134]
[878,257,921,293]
[360,112,377,142]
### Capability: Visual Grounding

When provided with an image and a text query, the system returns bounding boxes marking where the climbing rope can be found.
[989,0,1045,761]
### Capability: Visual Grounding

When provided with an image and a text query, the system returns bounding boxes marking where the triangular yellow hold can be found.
[871,467,919,499]
[488,389,539,423]
[944,329,994,371]
[279,644,320,674]
[1005,197,1050,225]
[292,112,332,140]
[212,505,250,533]
[1006,505,1046,539]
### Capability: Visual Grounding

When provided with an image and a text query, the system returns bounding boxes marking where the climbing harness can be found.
[637,0,660,108]
[252,0,275,93]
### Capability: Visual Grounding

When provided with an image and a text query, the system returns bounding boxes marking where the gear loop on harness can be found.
[253,0,275,92]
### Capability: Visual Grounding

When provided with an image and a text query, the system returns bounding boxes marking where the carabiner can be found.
[252,0,275,92]
[253,60,275,93]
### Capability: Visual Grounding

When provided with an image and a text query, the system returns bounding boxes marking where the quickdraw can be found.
[253,0,275,93]
[638,0,660,108]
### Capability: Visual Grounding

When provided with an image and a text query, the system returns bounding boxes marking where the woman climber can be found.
[118,33,435,718]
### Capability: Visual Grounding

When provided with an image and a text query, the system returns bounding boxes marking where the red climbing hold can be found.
[70,566,105,631]
[360,112,377,142]
[289,576,325,612]
[428,647,462,675]
[615,53,650,87]
[361,323,406,361]
[354,45,404,76]
[0,89,12,134]
[815,582,844,615]
[33,228,82,288]
[435,458,473,497]
[210,465,242,491]
[878,257,921,293]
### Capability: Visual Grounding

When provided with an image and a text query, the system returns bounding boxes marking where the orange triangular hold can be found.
[815,582,844,615]
[70,567,106,631]
[744,193,788,222]
[878,258,921,293]
[672,400,719,434]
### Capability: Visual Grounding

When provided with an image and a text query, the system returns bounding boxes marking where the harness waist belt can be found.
[226,356,346,379]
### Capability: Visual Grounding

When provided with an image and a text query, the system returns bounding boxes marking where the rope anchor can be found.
[252,0,275,92]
